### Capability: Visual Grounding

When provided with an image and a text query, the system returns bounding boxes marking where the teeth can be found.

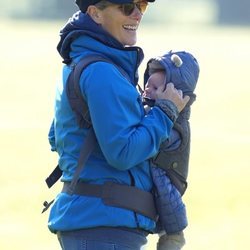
[123,25,137,30]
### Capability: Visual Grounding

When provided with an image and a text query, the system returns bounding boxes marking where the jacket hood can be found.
[144,51,200,95]
[57,11,127,64]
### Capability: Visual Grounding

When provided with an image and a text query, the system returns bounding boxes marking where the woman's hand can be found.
[155,83,190,112]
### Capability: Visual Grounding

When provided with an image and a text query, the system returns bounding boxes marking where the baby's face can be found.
[143,71,166,100]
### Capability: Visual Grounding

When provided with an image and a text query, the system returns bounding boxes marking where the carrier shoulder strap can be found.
[45,55,131,189]
[67,55,132,128]
[65,55,133,193]
[67,55,120,128]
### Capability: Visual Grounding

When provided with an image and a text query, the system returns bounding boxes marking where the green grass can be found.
[0,19,250,249]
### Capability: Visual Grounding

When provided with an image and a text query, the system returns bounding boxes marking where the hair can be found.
[94,0,113,10]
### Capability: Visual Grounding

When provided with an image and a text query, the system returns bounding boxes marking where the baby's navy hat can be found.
[144,51,200,95]
[76,0,155,13]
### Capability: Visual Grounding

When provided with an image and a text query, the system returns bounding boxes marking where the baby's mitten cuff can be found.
[155,99,179,123]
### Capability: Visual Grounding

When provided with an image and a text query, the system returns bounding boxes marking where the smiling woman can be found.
[87,0,149,45]
[45,0,191,249]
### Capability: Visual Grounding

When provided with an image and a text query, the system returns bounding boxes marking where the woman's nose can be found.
[130,6,143,20]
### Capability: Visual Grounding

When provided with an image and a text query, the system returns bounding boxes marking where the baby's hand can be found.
[155,83,190,112]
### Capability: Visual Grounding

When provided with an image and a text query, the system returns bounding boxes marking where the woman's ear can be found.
[87,6,103,24]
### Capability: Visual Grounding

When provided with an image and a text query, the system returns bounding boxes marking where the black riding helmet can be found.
[75,0,155,13]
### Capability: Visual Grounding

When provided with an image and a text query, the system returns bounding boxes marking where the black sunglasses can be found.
[118,1,148,16]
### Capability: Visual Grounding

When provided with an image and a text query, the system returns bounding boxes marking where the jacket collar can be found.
[57,11,144,65]
[57,11,144,84]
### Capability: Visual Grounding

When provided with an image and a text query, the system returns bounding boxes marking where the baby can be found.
[143,51,200,250]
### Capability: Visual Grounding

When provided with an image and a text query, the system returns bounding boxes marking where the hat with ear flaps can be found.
[144,51,200,96]
[75,0,155,13]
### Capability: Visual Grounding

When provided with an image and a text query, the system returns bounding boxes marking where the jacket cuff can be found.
[155,99,179,123]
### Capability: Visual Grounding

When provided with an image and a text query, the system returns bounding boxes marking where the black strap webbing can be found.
[66,127,96,195]
[45,164,62,188]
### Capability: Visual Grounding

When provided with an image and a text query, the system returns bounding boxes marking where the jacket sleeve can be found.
[80,62,174,170]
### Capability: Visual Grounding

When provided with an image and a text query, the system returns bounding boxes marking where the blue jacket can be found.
[48,12,174,233]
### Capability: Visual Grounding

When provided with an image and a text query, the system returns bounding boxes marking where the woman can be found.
[48,0,190,249]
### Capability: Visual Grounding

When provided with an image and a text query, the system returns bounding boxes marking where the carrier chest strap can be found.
[62,181,157,221]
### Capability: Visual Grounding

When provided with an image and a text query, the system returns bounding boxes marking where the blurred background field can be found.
[0,0,250,249]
